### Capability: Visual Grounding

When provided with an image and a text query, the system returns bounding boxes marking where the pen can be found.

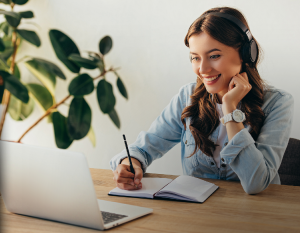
[123,134,135,175]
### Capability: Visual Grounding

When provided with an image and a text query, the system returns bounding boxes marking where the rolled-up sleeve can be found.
[220,91,294,194]
[110,84,189,173]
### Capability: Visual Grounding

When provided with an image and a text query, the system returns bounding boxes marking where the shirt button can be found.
[211,162,214,165]
[224,142,228,146]
[221,164,226,168]
[221,158,225,162]
[185,140,187,144]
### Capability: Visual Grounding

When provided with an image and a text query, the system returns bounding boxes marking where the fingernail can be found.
[134,179,140,184]
[138,183,142,188]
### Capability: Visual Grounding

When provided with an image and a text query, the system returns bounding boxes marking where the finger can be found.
[115,176,135,186]
[236,73,252,90]
[228,77,236,91]
[133,167,143,185]
[236,73,248,83]
[117,166,135,178]
[117,182,142,190]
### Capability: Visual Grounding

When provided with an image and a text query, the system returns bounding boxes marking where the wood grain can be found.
[1,168,300,233]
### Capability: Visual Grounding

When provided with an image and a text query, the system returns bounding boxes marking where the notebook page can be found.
[156,175,216,201]
[109,178,173,199]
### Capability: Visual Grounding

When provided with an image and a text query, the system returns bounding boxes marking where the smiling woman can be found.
[110,6,294,195]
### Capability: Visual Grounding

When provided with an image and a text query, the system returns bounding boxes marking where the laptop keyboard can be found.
[101,211,128,224]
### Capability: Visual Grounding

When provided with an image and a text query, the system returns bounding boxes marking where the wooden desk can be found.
[1,168,300,232]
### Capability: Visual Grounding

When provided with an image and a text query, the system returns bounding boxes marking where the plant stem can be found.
[0,29,18,139]
[16,68,114,142]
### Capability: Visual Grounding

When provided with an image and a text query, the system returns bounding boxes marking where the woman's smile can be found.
[202,74,221,85]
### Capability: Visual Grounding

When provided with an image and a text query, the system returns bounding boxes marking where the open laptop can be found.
[0,140,152,230]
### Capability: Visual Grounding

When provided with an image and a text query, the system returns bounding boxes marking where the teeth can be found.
[206,74,220,81]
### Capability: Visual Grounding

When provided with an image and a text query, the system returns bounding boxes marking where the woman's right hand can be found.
[113,158,143,190]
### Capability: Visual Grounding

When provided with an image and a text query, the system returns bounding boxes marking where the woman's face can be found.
[189,32,243,100]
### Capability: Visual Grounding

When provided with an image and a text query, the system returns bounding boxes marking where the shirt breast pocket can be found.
[183,130,199,168]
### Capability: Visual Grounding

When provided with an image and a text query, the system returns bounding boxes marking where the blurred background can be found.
[0,0,299,175]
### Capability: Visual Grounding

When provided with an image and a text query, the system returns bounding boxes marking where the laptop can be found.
[0,140,153,230]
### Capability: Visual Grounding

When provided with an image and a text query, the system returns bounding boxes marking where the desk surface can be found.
[1,168,300,233]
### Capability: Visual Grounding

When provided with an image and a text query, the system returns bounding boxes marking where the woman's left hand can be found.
[222,72,252,115]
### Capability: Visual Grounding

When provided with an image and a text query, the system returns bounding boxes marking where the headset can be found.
[191,12,258,64]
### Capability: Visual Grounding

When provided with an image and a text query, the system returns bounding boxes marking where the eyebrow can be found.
[190,48,221,55]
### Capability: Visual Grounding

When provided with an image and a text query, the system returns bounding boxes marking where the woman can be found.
[110,7,294,194]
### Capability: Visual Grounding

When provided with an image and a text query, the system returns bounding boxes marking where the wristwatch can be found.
[220,109,246,125]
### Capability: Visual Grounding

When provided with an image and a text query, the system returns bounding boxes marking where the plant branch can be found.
[16,67,115,142]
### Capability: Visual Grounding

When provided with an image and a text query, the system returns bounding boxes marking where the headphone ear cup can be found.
[250,40,258,63]
[241,42,251,63]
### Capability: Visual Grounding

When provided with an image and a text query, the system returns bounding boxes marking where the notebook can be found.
[109,175,218,203]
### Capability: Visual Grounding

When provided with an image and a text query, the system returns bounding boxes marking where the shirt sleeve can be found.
[110,85,188,173]
[220,91,294,194]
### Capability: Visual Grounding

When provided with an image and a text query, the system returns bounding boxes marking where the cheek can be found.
[219,58,242,79]
[192,63,199,75]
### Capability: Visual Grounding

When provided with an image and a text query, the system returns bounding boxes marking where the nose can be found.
[199,59,212,75]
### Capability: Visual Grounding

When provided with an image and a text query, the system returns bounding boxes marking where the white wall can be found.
[1,0,299,175]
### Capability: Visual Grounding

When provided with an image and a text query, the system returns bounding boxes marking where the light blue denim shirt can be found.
[110,83,294,194]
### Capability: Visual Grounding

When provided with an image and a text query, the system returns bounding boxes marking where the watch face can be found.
[233,110,244,122]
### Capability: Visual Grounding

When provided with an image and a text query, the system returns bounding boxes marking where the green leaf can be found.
[0,70,29,103]
[26,83,53,111]
[108,108,120,129]
[14,63,21,79]
[19,11,34,18]
[26,83,54,123]
[27,58,66,80]
[25,59,56,97]
[0,21,10,35]
[96,79,115,113]
[0,56,9,71]
[87,52,104,72]
[67,97,91,140]
[87,126,96,147]
[0,9,20,18]
[0,81,4,103]
[0,37,5,52]
[8,92,21,120]
[115,72,128,99]
[17,29,41,47]
[68,73,94,96]
[12,0,28,5]
[2,11,21,28]
[99,36,112,55]
[20,95,34,119]
[8,94,34,121]
[0,47,13,60]
[68,54,98,69]
[52,111,73,149]
[49,29,80,73]
[0,0,11,4]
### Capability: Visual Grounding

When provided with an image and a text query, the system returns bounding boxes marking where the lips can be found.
[203,74,221,85]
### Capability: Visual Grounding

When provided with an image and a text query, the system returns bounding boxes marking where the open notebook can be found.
[109,175,218,203]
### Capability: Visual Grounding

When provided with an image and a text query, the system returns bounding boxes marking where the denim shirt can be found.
[110,83,294,194]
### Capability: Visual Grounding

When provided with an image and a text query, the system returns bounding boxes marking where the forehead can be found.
[189,32,232,54]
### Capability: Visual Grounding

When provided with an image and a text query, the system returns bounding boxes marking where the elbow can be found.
[242,180,268,195]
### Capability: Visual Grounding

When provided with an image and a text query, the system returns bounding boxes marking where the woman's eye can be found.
[210,55,220,59]
[192,57,199,61]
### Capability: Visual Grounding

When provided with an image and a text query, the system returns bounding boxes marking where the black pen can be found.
[123,134,135,174]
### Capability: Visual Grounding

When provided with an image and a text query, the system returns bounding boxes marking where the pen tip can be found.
[123,134,126,140]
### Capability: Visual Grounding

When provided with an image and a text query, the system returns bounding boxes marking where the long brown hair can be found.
[181,7,265,157]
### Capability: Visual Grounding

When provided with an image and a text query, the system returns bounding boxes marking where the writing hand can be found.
[113,158,143,190]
